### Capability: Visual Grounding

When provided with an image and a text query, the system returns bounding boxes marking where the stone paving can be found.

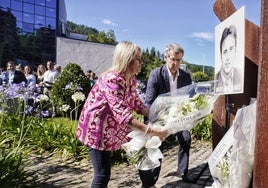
[27,140,214,188]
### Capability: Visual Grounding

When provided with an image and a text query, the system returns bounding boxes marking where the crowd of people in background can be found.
[0,60,98,96]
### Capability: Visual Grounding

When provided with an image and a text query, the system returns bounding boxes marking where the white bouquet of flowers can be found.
[208,99,256,188]
[122,82,219,170]
[208,126,234,188]
[229,100,256,187]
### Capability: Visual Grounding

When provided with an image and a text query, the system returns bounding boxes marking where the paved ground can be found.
[27,140,214,188]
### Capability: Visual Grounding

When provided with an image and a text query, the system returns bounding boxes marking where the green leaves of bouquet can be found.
[180,93,209,115]
[126,146,146,165]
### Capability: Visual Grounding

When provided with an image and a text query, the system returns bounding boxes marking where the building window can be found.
[46,0,56,8]
[11,10,22,21]
[35,0,45,7]
[16,21,22,30]
[23,2,34,13]
[46,7,55,18]
[22,22,34,33]
[11,0,22,11]
[46,17,55,28]
[35,14,45,26]
[35,4,45,15]
[24,0,33,3]
[23,12,34,23]
[0,0,11,9]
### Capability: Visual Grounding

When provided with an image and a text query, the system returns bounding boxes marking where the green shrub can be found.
[0,113,37,186]
[191,114,212,141]
[26,117,88,161]
[0,147,37,187]
[51,63,91,118]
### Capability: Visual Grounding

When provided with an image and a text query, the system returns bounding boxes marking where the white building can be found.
[56,37,115,75]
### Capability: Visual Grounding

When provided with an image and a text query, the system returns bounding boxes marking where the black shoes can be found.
[181,174,196,183]
[174,171,196,183]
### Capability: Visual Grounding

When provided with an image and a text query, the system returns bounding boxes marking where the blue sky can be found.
[64,0,261,67]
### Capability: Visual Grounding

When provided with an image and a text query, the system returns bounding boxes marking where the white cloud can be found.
[102,19,118,27]
[190,32,214,42]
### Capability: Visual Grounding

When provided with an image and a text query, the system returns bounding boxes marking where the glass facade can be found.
[0,0,66,70]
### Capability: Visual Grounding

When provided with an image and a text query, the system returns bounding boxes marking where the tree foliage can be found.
[66,21,117,45]
[192,71,210,82]
[138,47,163,80]
[186,63,214,80]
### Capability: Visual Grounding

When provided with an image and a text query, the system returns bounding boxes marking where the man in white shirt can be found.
[142,43,195,186]
[43,61,59,84]
[42,61,59,95]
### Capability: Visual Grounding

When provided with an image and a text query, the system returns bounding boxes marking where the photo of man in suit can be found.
[214,6,245,95]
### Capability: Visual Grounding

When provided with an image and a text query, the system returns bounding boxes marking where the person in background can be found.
[54,64,62,73]
[0,67,4,85]
[76,41,168,188]
[43,61,59,84]
[24,65,36,87]
[1,61,27,86]
[142,43,194,186]
[215,25,242,94]
[16,64,23,72]
[0,67,4,74]
[85,69,92,83]
[85,69,92,78]
[35,64,47,94]
[42,61,59,95]
[36,64,46,86]
[89,71,97,87]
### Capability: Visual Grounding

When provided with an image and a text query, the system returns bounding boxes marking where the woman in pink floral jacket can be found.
[76,41,167,188]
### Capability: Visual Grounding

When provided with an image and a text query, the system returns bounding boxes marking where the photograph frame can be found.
[214,6,245,95]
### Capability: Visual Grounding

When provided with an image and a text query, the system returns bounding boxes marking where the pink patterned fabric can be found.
[76,71,147,151]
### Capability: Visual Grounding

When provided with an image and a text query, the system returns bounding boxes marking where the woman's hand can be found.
[149,126,168,141]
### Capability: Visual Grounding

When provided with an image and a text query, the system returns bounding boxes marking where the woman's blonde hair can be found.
[37,64,46,76]
[108,41,141,73]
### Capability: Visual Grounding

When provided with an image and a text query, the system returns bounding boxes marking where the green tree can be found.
[66,21,117,45]
[106,30,116,44]
[18,33,41,63]
[97,31,106,43]
[88,34,98,42]
[187,63,214,80]
[0,41,14,66]
[192,71,209,82]
[138,48,163,80]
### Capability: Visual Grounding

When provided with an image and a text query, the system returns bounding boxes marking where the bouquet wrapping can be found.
[208,99,256,187]
[208,126,234,187]
[229,99,256,187]
[122,82,218,170]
